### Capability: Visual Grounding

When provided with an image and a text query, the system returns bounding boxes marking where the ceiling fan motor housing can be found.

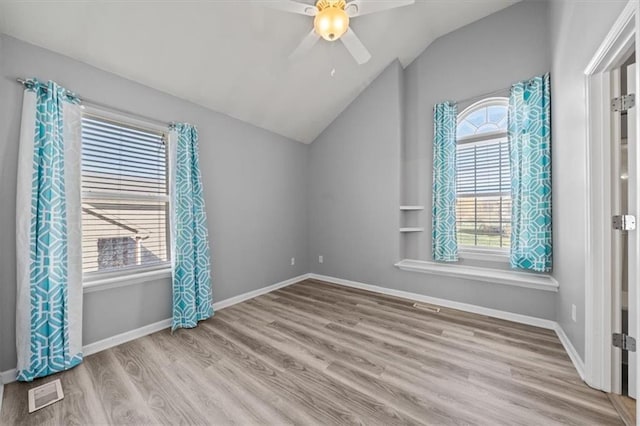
[314,0,349,41]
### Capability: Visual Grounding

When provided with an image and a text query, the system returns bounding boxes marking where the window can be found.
[81,111,170,278]
[456,98,511,251]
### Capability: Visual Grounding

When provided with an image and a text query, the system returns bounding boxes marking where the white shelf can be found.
[400,227,424,233]
[400,206,425,211]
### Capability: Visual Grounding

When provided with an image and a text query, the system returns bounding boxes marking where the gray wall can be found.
[548,0,628,359]
[403,0,551,262]
[308,1,557,321]
[309,61,403,289]
[0,34,310,371]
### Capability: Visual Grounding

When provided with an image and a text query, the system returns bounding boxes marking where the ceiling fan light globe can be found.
[313,5,349,41]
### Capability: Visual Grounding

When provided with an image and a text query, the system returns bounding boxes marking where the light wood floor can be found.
[1,279,625,425]
[608,394,636,426]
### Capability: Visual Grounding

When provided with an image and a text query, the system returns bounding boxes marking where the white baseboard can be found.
[213,273,310,311]
[0,273,310,385]
[308,273,557,330]
[82,318,173,357]
[0,369,16,386]
[554,324,586,380]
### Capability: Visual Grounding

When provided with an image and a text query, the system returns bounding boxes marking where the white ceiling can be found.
[0,0,517,143]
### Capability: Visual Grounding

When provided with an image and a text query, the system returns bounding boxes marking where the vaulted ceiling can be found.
[0,0,517,143]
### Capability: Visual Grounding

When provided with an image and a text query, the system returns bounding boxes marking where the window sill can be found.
[394,259,558,292]
[83,267,172,294]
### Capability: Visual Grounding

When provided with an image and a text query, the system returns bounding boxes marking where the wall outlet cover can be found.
[290,257,295,266]
[319,255,323,263]
[571,304,577,322]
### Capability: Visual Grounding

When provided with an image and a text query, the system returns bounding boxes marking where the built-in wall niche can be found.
[400,205,424,231]
[400,205,424,259]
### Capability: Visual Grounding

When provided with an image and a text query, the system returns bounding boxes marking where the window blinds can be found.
[456,138,511,249]
[81,115,169,275]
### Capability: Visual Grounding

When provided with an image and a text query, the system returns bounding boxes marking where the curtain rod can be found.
[15,78,173,129]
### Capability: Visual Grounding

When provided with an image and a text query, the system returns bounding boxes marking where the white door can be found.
[626,62,637,399]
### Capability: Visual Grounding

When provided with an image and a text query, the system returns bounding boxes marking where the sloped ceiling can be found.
[0,0,517,143]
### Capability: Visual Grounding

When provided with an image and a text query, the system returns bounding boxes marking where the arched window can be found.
[456,97,511,251]
[457,98,508,139]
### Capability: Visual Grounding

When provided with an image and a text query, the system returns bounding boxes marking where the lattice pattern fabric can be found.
[169,123,213,331]
[508,73,552,272]
[16,80,83,382]
[432,101,459,262]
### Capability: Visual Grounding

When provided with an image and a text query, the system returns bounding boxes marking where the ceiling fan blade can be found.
[264,1,317,16]
[345,0,414,17]
[340,28,371,65]
[290,29,321,60]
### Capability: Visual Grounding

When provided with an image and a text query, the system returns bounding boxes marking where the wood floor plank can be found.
[252,295,496,382]
[207,317,420,425]
[54,363,110,426]
[82,350,158,425]
[303,280,560,341]
[148,330,287,425]
[218,304,335,370]
[272,290,363,326]
[198,360,294,425]
[196,320,364,424]
[268,320,386,375]
[608,393,637,426]
[0,279,625,425]
[290,285,562,353]
[138,337,242,425]
[111,339,212,424]
[251,295,503,388]
[326,360,504,426]
[347,307,575,377]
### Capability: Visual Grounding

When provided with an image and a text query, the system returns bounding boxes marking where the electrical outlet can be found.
[319,255,323,264]
[291,257,295,266]
[571,304,577,322]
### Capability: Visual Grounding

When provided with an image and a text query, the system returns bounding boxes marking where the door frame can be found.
[584,0,639,398]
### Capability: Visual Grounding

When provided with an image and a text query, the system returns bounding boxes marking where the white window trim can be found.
[81,104,169,135]
[80,105,172,288]
[83,265,172,294]
[458,96,509,120]
[394,259,558,292]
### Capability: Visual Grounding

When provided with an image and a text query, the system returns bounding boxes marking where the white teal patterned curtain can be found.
[16,80,83,381]
[508,73,552,272]
[432,101,458,262]
[169,124,213,331]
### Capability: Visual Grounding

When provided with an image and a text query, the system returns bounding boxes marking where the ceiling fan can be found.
[268,0,415,65]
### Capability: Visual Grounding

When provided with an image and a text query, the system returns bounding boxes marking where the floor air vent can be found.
[28,379,64,413]
[413,303,441,313]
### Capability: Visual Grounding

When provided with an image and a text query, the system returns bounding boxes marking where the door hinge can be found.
[612,94,636,112]
[613,333,637,352]
[613,215,636,231]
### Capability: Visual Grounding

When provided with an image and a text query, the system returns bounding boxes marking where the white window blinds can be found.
[81,114,170,275]
[455,98,511,250]
[456,138,511,248]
